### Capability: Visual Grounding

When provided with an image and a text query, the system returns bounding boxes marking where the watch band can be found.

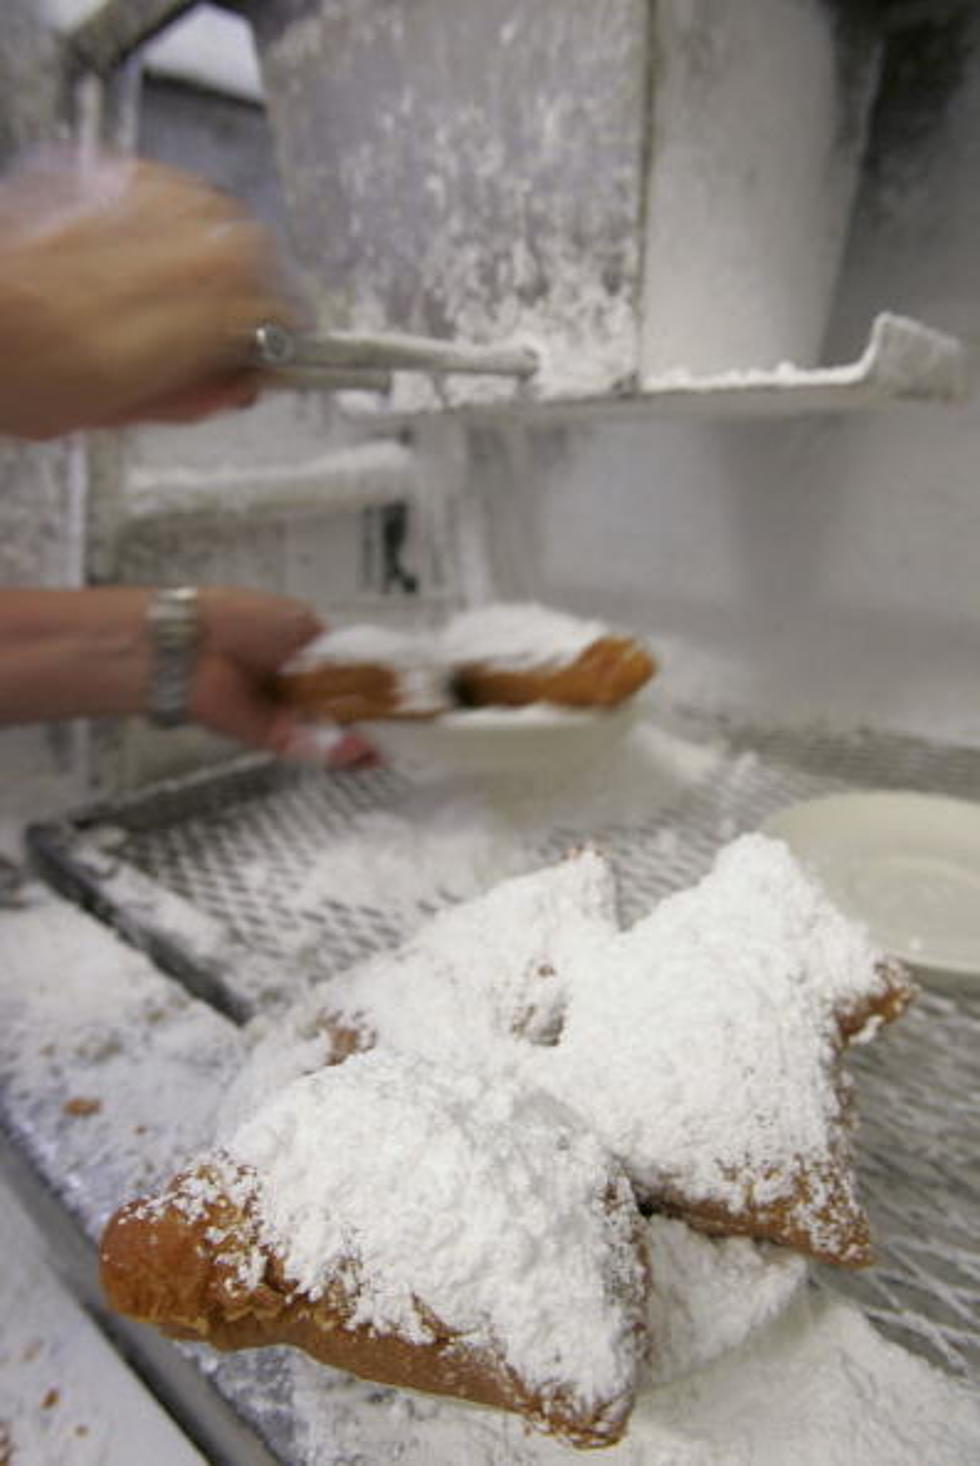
[146,587,201,728]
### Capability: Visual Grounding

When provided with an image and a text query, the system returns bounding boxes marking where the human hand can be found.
[0,151,291,439]
[192,589,378,768]
[0,584,376,769]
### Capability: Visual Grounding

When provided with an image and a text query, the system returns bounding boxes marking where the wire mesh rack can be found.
[26,710,980,1385]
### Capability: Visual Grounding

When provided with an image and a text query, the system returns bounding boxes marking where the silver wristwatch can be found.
[146,587,201,728]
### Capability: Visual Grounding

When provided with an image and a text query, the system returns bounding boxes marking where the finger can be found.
[328,730,384,769]
[101,370,261,428]
[80,160,248,237]
[272,721,385,769]
[210,688,292,754]
[84,290,287,419]
[106,222,277,316]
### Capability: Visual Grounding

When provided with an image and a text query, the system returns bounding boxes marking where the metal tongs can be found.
[252,322,538,395]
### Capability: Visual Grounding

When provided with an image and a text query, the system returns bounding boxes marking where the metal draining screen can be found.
[39,713,980,1385]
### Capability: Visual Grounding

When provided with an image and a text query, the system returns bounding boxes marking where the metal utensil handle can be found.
[253,322,537,379]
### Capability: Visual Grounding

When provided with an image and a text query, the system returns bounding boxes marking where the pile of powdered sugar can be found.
[285,1277,980,1465]
[277,1165,979,1464]
[642,1217,808,1385]
[236,721,721,949]
[213,1050,645,1415]
[536,836,900,1259]
[275,788,531,927]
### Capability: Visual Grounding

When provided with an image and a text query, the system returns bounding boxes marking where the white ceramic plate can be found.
[762,790,980,992]
[364,701,641,777]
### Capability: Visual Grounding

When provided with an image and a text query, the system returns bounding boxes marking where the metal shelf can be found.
[343,313,972,423]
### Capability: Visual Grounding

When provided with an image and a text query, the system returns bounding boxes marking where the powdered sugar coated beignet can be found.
[278,604,656,722]
[102,1052,648,1449]
[218,836,913,1268]
[536,834,916,1265]
[217,847,617,1137]
[440,603,657,710]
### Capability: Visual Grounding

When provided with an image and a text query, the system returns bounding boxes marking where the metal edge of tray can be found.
[25,816,252,1023]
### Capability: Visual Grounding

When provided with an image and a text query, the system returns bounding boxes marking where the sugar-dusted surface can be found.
[11,712,980,1462]
[643,1216,808,1385]
[0,884,245,1227]
[284,1285,980,1466]
[283,624,452,716]
[218,846,617,1135]
[286,625,432,670]
[537,834,906,1255]
[440,602,612,671]
[74,722,720,990]
[0,1176,208,1466]
[214,1051,646,1417]
[0,882,308,1465]
[226,833,901,1263]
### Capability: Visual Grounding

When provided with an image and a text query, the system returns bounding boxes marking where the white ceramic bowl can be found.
[364,702,642,779]
[762,790,980,994]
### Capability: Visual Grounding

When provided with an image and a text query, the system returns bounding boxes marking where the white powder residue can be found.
[222,1050,645,1413]
[288,601,627,685]
[440,602,611,671]
[282,601,640,715]
[276,790,534,927]
[286,624,431,670]
[284,625,450,716]
[0,889,199,1055]
[627,1289,980,1466]
[333,846,616,1057]
[639,315,967,405]
[69,843,302,1013]
[287,1286,980,1465]
[218,848,617,1135]
[232,719,720,955]
[271,0,644,409]
[642,1216,808,1386]
[538,835,893,1246]
[84,857,232,963]
[0,1178,208,1466]
[0,886,245,1215]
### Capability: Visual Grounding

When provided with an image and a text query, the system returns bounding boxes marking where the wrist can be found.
[146,587,202,727]
[0,588,152,724]
[62,589,154,719]
[95,594,155,718]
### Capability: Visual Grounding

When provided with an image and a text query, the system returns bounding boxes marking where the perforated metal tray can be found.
[26,711,980,1387]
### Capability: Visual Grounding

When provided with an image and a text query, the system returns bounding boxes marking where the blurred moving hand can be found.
[0,152,289,439]
[0,586,375,769]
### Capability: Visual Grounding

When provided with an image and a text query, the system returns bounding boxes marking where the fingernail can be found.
[327,731,383,769]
